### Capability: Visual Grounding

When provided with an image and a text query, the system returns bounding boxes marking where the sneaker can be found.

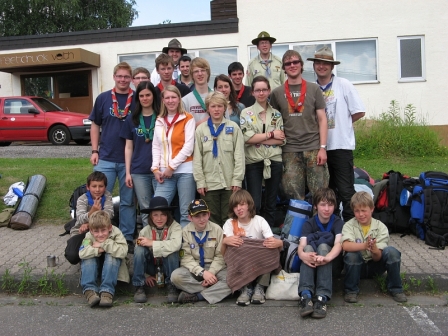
[391,292,407,303]
[84,290,100,307]
[344,293,358,303]
[251,284,266,304]
[178,291,199,304]
[298,296,313,317]
[236,286,253,306]
[127,240,135,254]
[134,286,147,303]
[167,284,179,303]
[99,292,113,307]
[311,296,327,319]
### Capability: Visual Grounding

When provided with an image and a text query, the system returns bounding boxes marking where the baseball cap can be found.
[188,199,210,216]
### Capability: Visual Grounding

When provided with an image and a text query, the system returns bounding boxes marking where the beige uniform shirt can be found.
[139,221,182,258]
[180,221,226,276]
[246,53,285,90]
[193,119,245,190]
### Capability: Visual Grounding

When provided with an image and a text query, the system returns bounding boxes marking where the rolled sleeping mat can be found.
[10,174,47,230]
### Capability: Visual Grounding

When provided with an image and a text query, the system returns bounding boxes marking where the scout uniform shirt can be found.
[138,221,182,258]
[180,221,226,276]
[341,217,390,262]
[246,53,285,90]
[193,119,245,191]
[240,102,286,179]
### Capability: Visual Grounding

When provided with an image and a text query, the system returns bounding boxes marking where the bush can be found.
[354,100,447,159]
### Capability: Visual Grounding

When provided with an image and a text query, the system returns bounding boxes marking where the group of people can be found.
[73,31,407,317]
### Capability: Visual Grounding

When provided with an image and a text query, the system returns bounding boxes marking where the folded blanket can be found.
[224,238,281,292]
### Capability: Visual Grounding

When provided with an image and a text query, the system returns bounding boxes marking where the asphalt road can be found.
[0,142,90,159]
[0,294,447,335]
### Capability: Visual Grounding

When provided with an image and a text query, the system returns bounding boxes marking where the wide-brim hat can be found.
[162,38,187,55]
[251,31,276,45]
[140,196,176,214]
[307,46,340,64]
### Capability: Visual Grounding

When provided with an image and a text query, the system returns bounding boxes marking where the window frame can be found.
[397,35,426,83]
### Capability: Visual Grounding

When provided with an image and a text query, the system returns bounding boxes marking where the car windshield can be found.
[31,98,64,112]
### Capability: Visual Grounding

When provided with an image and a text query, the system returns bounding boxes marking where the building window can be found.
[248,38,378,84]
[119,53,157,74]
[398,36,425,82]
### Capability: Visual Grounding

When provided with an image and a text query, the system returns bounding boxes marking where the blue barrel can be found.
[281,199,313,243]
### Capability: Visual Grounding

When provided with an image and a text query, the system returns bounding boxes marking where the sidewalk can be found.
[0,224,447,295]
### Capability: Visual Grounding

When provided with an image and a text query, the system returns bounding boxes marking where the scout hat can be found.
[307,46,340,64]
[251,31,276,45]
[188,199,210,216]
[140,196,176,214]
[162,38,187,55]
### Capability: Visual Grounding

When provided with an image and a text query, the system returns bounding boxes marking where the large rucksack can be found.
[60,184,88,236]
[373,170,411,233]
[410,171,448,248]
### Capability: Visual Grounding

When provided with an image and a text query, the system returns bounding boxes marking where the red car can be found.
[0,96,91,146]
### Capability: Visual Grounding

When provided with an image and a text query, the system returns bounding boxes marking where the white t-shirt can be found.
[182,91,209,124]
[321,76,365,150]
[223,215,273,240]
[150,66,179,86]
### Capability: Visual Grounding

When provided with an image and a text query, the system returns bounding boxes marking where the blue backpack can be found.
[410,171,448,247]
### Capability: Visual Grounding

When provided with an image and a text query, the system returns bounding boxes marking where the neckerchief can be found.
[314,214,335,233]
[207,118,226,158]
[284,79,307,113]
[85,191,106,209]
[157,79,176,92]
[164,112,180,138]
[192,88,212,111]
[139,114,155,143]
[260,59,272,77]
[236,86,245,102]
[152,228,168,265]
[111,88,133,119]
[192,231,209,267]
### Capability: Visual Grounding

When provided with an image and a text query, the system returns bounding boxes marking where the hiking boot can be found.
[134,286,147,303]
[311,296,327,319]
[236,286,253,306]
[99,292,113,307]
[178,291,199,304]
[298,296,313,317]
[391,292,407,303]
[344,293,358,303]
[251,284,266,304]
[167,283,179,303]
[127,240,135,254]
[84,290,100,307]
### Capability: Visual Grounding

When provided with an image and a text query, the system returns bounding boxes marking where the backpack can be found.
[372,170,411,233]
[410,171,448,248]
[60,184,87,236]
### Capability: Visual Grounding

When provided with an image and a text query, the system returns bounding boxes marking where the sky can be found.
[132,0,211,27]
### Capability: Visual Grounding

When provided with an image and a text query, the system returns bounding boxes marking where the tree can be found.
[0,0,138,36]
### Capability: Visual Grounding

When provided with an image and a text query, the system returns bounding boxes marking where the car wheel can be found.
[74,139,90,146]
[0,142,11,147]
[49,125,71,145]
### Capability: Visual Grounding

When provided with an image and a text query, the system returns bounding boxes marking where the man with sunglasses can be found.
[89,62,136,254]
[270,51,329,202]
[246,31,285,90]
[307,47,365,221]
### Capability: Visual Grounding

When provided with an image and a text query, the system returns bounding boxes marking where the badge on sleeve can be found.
[203,136,208,142]
[225,126,234,134]
[240,118,246,125]
[190,243,196,249]
[179,249,185,258]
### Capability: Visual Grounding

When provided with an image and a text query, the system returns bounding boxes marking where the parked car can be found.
[0,96,91,146]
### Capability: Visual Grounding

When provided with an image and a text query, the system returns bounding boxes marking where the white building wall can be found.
[0,0,446,124]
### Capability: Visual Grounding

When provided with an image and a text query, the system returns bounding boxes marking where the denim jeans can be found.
[344,246,403,294]
[94,159,136,241]
[245,160,283,226]
[298,244,333,299]
[327,149,356,221]
[154,173,196,228]
[80,254,121,295]
[132,245,180,287]
[131,173,157,227]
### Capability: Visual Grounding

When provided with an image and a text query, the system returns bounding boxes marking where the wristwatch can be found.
[320,145,327,150]
[91,149,99,154]
[198,270,204,277]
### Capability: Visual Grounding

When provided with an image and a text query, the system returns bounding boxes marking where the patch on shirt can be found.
[240,118,246,125]
[208,238,216,241]
[247,111,253,116]
[179,249,185,258]
[190,243,196,249]
[274,111,281,118]
[203,136,208,142]
[80,239,91,250]
[241,128,247,134]
[225,126,234,134]
[355,238,362,243]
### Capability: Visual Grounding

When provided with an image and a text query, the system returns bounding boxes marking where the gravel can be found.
[0,142,91,158]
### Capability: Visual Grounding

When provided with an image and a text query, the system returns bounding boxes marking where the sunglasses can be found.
[284,60,301,67]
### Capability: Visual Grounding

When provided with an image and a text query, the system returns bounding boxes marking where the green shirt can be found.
[342,217,390,262]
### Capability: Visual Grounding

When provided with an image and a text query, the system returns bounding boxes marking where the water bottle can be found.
[156,266,165,288]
